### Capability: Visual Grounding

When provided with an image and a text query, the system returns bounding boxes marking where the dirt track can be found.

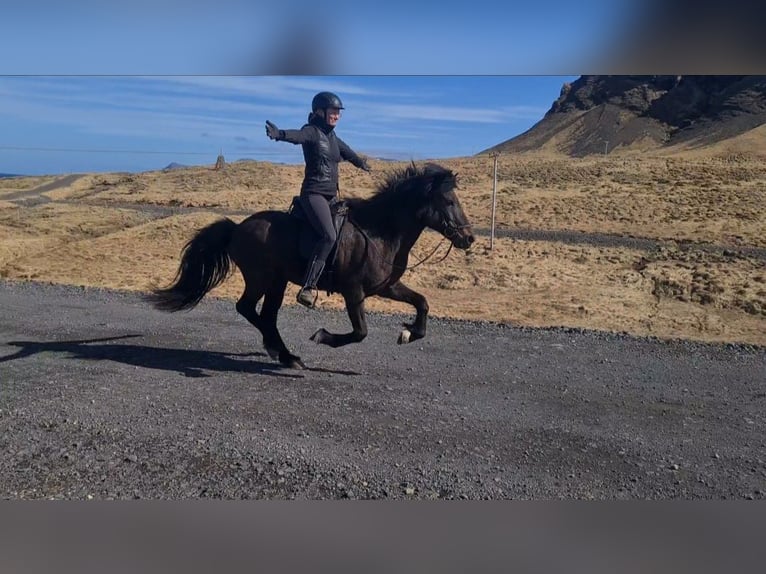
[1,280,764,499]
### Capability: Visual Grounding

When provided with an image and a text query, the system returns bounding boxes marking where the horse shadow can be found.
[0,334,361,379]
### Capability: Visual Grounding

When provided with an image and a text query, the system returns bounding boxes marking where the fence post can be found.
[490,153,498,250]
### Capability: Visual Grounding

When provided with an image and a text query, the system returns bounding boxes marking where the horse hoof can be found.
[398,329,411,344]
[310,328,328,344]
[280,353,305,369]
[287,358,306,370]
[266,347,280,360]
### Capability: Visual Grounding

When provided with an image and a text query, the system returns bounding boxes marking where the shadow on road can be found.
[0,334,362,379]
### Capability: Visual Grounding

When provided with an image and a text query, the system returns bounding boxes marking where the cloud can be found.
[365,103,543,124]
[0,78,543,153]
[150,76,380,102]
[0,76,558,170]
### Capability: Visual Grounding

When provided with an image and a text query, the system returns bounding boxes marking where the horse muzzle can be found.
[441,219,474,249]
[452,229,475,250]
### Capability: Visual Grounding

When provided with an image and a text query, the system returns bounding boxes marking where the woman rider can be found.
[265,91,370,308]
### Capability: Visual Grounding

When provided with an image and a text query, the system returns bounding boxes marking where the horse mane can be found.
[346,161,458,231]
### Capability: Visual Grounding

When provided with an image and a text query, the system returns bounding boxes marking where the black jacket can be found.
[278,114,367,197]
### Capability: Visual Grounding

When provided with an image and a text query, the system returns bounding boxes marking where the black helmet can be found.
[312,91,344,112]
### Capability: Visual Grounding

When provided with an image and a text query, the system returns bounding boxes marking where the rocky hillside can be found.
[481,75,766,157]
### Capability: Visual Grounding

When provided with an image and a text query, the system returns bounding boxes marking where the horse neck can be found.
[352,201,426,256]
[395,218,427,254]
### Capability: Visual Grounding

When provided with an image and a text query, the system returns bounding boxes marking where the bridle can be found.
[348,213,470,272]
[440,217,472,243]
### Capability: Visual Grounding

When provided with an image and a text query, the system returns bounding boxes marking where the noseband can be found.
[441,218,471,241]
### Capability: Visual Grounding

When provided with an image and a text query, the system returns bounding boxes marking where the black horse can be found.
[147,162,475,369]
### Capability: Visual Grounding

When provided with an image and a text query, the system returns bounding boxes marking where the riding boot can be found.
[297,256,325,308]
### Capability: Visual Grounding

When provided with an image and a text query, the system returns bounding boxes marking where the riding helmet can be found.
[312,91,344,112]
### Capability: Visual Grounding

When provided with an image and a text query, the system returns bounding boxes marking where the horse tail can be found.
[148,217,237,312]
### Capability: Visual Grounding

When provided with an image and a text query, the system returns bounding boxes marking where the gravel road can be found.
[1,280,764,499]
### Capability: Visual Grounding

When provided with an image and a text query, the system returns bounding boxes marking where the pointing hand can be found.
[265,120,282,140]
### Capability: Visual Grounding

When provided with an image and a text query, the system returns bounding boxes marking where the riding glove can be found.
[265,120,284,141]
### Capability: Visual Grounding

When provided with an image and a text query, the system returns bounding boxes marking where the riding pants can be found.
[299,192,337,263]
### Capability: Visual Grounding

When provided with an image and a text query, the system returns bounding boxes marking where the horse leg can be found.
[235,278,304,369]
[310,290,368,348]
[377,280,429,344]
[260,278,305,369]
[234,283,275,356]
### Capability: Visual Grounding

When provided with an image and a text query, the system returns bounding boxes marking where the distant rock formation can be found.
[481,75,766,156]
[162,162,188,171]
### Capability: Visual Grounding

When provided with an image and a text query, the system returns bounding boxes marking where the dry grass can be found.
[2,151,765,346]
[0,175,56,194]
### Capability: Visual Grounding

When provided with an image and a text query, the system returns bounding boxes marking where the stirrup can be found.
[296,287,318,309]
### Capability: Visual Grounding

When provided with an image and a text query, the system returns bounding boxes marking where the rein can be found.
[348,216,468,272]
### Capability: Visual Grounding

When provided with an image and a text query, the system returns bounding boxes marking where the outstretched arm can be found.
[265,121,317,145]
[337,137,371,171]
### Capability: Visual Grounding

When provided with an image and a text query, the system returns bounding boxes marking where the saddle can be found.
[288,196,350,292]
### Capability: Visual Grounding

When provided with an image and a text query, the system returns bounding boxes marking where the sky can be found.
[1,0,759,175]
[0,76,579,175]
[0,1,642,75]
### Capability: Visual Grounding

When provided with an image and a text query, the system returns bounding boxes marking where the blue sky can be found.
[0,2,642,75]
[6,0,747,175]
[0,1,652,175]
[0,76,579,175]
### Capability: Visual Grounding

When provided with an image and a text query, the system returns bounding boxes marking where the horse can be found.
[146,161,475,369]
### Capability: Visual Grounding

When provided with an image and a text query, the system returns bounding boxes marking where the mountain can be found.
[0,173,21,178]
[162,162,188,171]
[480,75,766,157]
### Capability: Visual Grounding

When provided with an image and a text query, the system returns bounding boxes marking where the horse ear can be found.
[427,172,446,195]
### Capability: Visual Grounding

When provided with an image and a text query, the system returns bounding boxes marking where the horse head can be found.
[418,163,475,249]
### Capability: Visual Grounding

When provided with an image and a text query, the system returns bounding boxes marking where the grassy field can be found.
[1,149,764,346]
